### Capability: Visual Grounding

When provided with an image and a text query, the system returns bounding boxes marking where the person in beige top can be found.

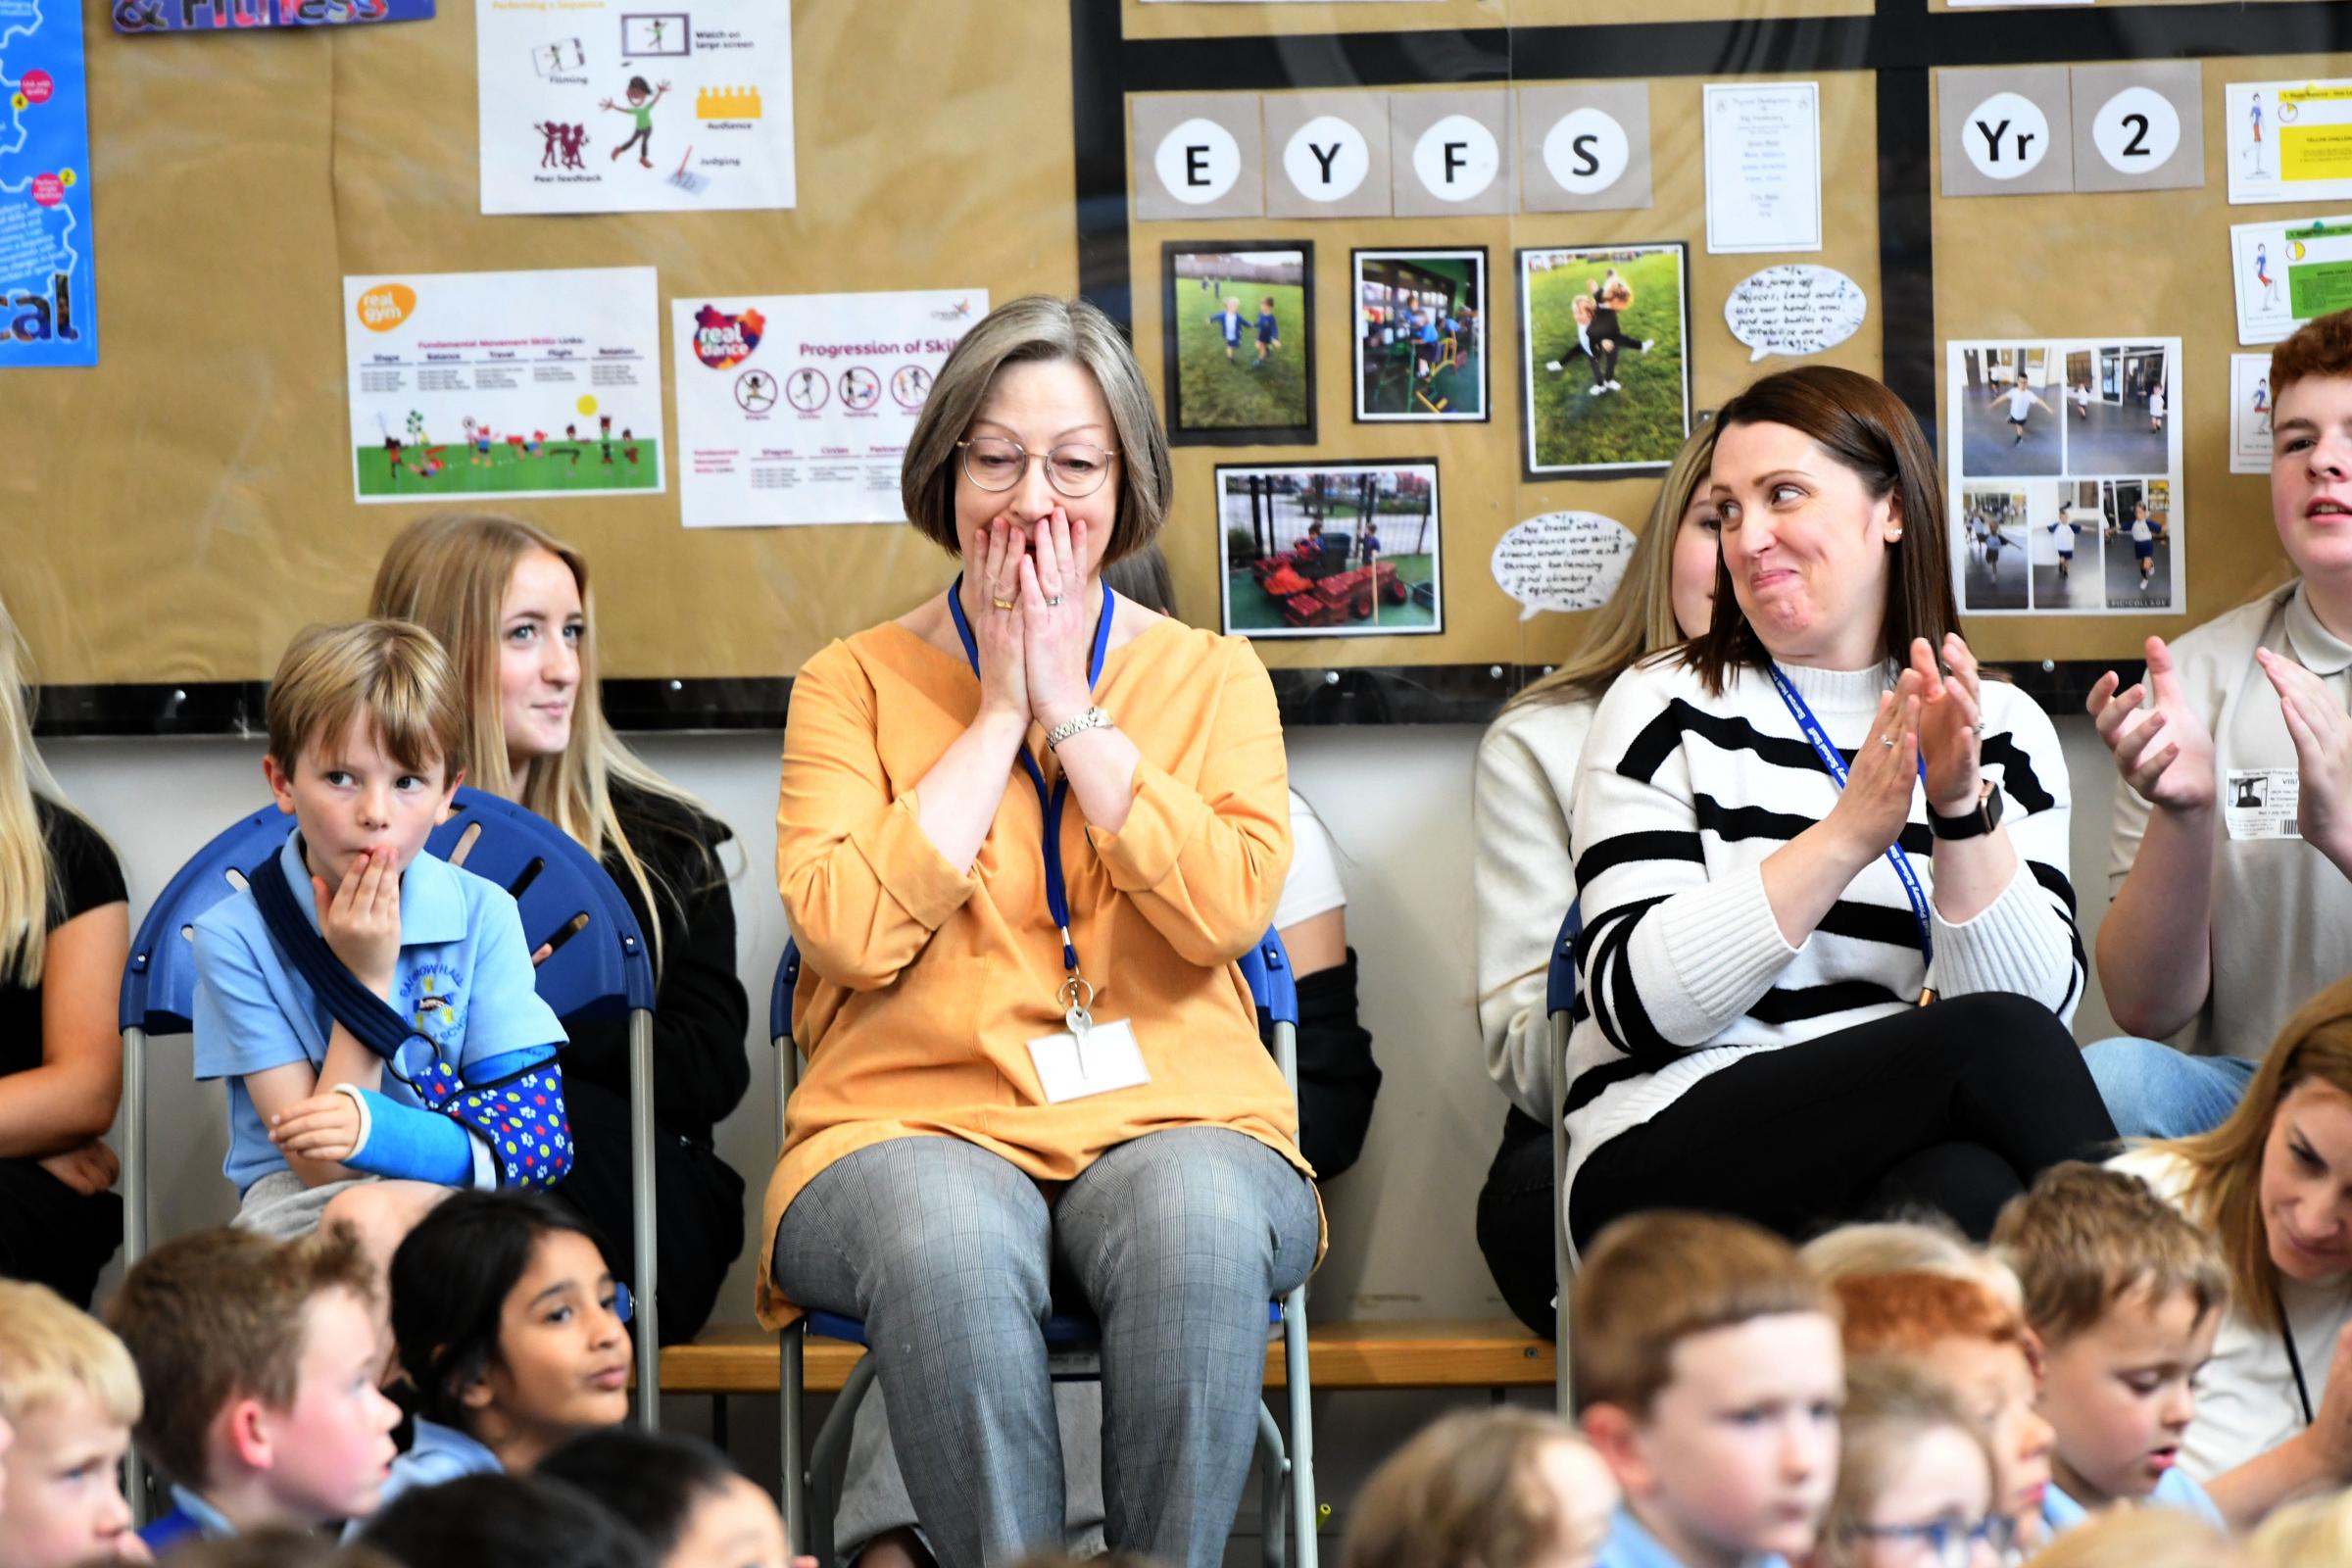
[2084,310,2352,1139]
[764,296,1319,1568]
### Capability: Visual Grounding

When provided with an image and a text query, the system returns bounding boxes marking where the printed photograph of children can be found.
[1162,243,1315,446]
[1956,344,2064,478]
[2061,343,2175,476]
[2101,477,2176,612]
[1518,243,1690,475]
[2030,481,2104,612]
[1215,461,1442,639]
[1957,483,2030,612]
[1353,249,1487,423]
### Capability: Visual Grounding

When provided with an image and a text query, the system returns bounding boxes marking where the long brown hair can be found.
[369,512,719,972]
[1682,366,1958,694]
[1508,421,1717,710]
[2159,975,2352,1332]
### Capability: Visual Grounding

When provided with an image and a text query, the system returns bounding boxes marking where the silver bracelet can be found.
[1046,705,1113,751]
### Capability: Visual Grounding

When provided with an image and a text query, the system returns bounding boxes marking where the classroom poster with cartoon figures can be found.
[477,0,795,215]
[342,267,665,503]
[1943,338,2184,617]
[670,288,986,527]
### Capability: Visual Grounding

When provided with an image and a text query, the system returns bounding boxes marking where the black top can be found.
[561,782,751,1142]
[0,801,127,1080]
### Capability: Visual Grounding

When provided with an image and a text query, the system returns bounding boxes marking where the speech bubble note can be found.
[1493,511,1640,620]
[1724,264,1868,364]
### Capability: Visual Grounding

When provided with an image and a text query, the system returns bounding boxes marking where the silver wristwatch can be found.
[1046,706,1113,752]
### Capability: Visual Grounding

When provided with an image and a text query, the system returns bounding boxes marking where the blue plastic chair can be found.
[769,932,1319,1568]
[118,786,664,1415]
[1545,899,1582,1417]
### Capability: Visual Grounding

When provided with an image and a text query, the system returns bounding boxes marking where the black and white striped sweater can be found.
[1560,654,2083,1213]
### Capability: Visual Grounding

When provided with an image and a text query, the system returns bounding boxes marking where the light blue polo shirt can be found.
[192,829,564,1195]
[1597,1506,1789,1568]
[2041,1466,2224,1535]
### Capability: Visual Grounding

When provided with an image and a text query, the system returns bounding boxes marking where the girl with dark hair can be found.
[1561,365,2113,1254]
[540,1429,809,1568]
[374,1192,632,1509]
[363,1472,652,1568]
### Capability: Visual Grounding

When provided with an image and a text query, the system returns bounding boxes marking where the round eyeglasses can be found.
[1849,1513,2016,1568]
[956,436,1119,498]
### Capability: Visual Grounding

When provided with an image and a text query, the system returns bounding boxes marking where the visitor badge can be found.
[1026,1017,1150,1103]
[2224,768,2302,841]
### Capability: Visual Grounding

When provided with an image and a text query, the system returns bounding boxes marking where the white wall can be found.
[47,714,2132,1544]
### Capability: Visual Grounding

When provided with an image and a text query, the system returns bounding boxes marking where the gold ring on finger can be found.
[992,597,1016,612]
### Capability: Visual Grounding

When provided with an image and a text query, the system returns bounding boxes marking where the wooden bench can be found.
[659,1319,1554,1396]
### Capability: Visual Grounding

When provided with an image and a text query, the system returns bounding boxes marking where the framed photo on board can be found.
[1351,248,1489,423]
[1517,242,1690,477]
[1214,459,1442,639]
[1162,241,1317,446]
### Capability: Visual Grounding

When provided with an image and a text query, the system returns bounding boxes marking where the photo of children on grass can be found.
[1353,249,1487,423]
[1216,461,1442,639]
[1518,243,1690,475]
[1163,243,1315,445]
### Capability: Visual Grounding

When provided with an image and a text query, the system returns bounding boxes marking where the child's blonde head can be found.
[0,1281,140,1428]
[1990,1161,2228,1348]
[1571,1210,1833,1418]
[2036,1504,2237,1568]
[1804,1216,2026,1312]
[1340,1409,1613,1568]
[1815,1357,1995,1568]
[264,619,466,782]
[2252,1483,2352,1568]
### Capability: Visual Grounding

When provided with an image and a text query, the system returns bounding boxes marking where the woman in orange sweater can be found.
[764,296,1321,1568]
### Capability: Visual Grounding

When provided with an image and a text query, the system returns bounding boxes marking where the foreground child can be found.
[1339,1409,1617,1568]
[1990,1161,2228,1531]
[1814,1357,2004,1568]
[111,1226,400,1548]
[0,1281,143,1565]
[1574,1211,1843,1568]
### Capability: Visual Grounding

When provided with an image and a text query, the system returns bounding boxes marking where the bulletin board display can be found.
[1122,0,1870,42]
[0,4,1076,688]
[1923,53,2331,667]
[1130,73,1885,670]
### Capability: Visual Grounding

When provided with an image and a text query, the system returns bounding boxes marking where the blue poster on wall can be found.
[112,0,432,33]
[0,0,94,368]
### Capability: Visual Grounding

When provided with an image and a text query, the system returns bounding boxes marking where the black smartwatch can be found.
[1928,781,2004,842]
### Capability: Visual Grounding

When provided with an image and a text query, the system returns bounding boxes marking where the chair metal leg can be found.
[780,1330,807,1553]
[1551,1009,1573,1418]
[808,1353,878,1568]
[1284,1284,1318,1568]
[121,1028,150,1525]
[627,1009,660,1428]
[1256,1402,1289,1568]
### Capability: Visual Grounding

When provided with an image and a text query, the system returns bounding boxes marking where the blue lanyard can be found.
[945,573,1116,979]
[1763,662,1935,969]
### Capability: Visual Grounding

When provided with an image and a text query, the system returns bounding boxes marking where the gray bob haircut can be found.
[900,295,1175,567]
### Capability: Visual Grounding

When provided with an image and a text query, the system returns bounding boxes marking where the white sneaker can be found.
[1589,384,1605,396]
[1607,379,1622,390]
[1544,360,1563,373]
[1640,339,1655,353]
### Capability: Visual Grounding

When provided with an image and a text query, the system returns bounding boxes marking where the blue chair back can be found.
[1544,900,1583,1020]
[120,805,299,1036]
[426,788,654,1020]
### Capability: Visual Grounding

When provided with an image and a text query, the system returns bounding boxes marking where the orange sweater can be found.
[759,616,1317,1327]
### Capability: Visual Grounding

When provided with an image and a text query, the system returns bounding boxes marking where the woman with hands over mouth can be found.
[1561,365,2113,1256]
[762,297,1318,1568]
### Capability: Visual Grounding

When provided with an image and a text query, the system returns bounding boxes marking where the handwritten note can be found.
[1724,265,1868,362]
[1492,512,1639,620]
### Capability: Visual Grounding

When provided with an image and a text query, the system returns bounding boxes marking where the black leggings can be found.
[1567,994,2117,1252]
[1476,1106,1558,1338]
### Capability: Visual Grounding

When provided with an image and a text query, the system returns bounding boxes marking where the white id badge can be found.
[2224,768,2302,841]
[1026,1017,1151,1103]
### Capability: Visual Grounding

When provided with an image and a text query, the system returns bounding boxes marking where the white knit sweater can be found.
[1561,654,2083,1215]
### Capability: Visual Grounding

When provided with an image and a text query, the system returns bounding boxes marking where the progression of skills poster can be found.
[0,0,94,367]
